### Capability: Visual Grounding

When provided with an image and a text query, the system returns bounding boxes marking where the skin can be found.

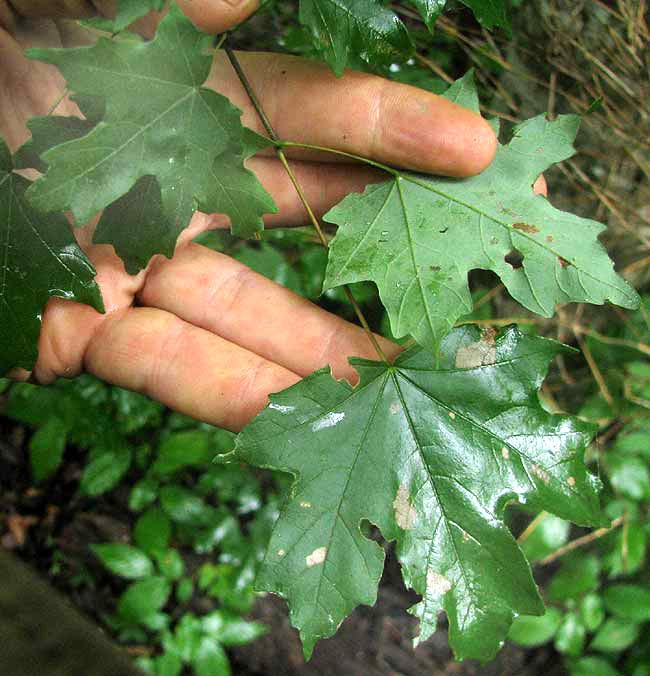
[1,0,522,432]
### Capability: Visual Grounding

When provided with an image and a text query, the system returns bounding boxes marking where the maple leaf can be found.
[300,0,414,76]
[0,140,103,375]
[227,325,602,660]
[83,0,166,33]
[25,5,276,245]
[323,73,639,352]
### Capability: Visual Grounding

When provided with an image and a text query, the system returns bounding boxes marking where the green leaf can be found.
[155,549,185,580]
[91,543,154,579]
[29,417,68,482]
[164,614,203,661]
[603,584,650,622]
[608,455,650,501]
[580,593,605,632]
[570,657,623,676]
[152,430,211,476]
[547,555,601,602]
[459,0,509,30]
[228,326,601,660]
[0,139,103,375]
[134,508,172,555]
[118,576,171,623]
[176,578,194,603]
[554,612,587,656]
[80,445,132,496]
[590,618,640,653]
[408,0,447,31]
[520,513,570,562]
[84,0,166,33]
[194,637,231,676]
[153,653,182,676]
[201,611,268,646]
[160,485,219,527]
[299,0,413,76]
[323,77,639,352]
[508,607,562,647]
[129,477,160,511]
[26,6,276,264]
[605,521,646,576]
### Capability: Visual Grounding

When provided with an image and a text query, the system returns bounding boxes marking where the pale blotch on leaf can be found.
[393,483,417,530]
[306,546,327,567]
[567,476,576,487]
[531,464,551,483]
[501,446,510,460]
[427,569,452,595]
[390,402,401,415]
[277,548,286,557]
[448,411,456,420]
[300,501,312,508]
[455,328,497,369]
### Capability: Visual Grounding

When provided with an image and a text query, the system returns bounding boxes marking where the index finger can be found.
[210,52,498,178]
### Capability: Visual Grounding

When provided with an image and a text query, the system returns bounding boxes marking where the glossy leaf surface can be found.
[324,75,639,351]
[0,140,102,375]
[300,0,413,76]
[229,326,602,660]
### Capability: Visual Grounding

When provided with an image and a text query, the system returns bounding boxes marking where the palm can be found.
[0,7,494,430]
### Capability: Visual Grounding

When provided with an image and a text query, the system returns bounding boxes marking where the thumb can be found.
[175,0,259,33]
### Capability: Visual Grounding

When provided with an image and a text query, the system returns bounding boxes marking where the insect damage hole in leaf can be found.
[226,325,603,661]
[322,72,639,352]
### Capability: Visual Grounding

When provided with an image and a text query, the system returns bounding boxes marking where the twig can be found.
[223,46,390,364]
[540,516,624,565]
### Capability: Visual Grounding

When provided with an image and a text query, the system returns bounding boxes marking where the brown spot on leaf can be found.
[558,256,571,268]
[393,483,417,530]
[513,222,540,234]
[546,235,554,243]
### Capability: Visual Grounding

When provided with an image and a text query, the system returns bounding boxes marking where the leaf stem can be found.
[223,46,390,365]
[277,141,398,176]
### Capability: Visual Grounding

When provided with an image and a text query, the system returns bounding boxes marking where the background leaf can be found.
[0,140,103,375]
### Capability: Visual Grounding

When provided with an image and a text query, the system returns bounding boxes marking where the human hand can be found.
[0,0,498,431]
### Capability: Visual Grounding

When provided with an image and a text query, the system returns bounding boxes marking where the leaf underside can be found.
[0,140,102,375]
[229,325,602,661]
[323,73,639,352]
[24,6,276,273]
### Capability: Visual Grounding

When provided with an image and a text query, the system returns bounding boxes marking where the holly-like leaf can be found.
[323,75,639,352]
[227,326,602,660]
[459,0,509,30]
[0,139,103,376]
[300,0,413,76]
[408,0,509,33]
[25,5,276,253]
[408,0,447,31]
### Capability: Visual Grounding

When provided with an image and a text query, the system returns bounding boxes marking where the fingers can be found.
[138,244,400,380]
[209,52,497,177]
[175,0,259,33]
[84,307,300,431]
